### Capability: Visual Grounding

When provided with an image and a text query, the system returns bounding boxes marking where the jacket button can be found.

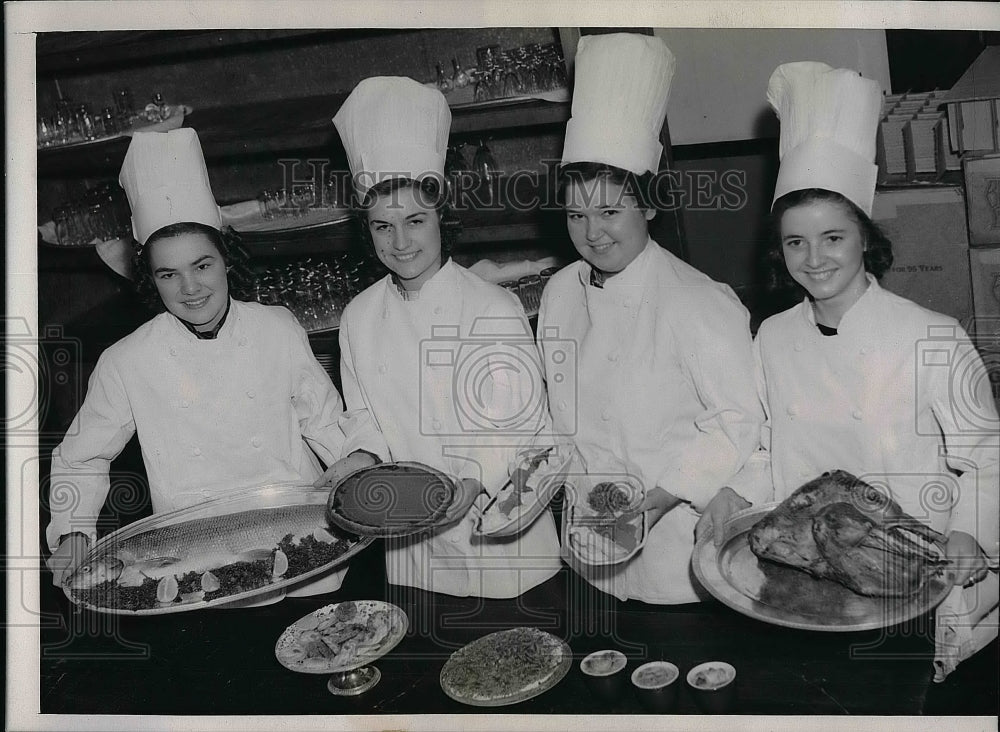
[859,347,868,356]
[246,390,255,399]
[793,342,803,352]
[558,400,567,411]
[192,447,201,457]
[601,409,612,421]
[623,297,634,308]
[170,347,178,356]
[787,405,798,417]
[432,419,443,431]
[180,400,190,408]
[251,437,261,447]
[852,409,863,420]
[607,351,619,362]
[378,364,387,374]
[434,306,443,315]
[239,338,247,347]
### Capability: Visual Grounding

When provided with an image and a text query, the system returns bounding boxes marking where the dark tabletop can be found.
[40,538,998,717]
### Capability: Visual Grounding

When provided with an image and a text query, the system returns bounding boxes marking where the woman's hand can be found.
[48,533,90,587]
[442,478,485,526]
[694,486,751,548]
[945,530,989,587]
[312,450,379,489]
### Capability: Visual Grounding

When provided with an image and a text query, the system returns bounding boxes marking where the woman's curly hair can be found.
[351,176,462,275]
[765,188,894,294]
[131,222,257,311]
[555,161,658,211]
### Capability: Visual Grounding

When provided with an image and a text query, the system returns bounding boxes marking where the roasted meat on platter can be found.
[748,471,950,597]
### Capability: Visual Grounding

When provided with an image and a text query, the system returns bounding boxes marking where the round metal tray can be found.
[326,462,459,538]
[691,503,953,632]
[275,600,408,674]
[439,627,572,707]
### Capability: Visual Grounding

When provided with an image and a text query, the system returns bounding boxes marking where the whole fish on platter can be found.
[64,483,370,615]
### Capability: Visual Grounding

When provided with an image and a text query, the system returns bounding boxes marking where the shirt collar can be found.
[578,238,656,292]
[176,297,233,340]
[800,273,880,333]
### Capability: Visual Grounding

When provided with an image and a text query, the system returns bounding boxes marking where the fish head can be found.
[65,556,125,589]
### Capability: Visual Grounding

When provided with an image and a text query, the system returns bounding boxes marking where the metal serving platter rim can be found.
[691,503,953,632]
[63,482,373,616]
[439,628,572,707]
[274,599,409,674]
[326,461,460,538]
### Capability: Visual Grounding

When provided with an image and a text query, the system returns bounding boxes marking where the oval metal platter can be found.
[692,503,953,632]
[63,482,373,616]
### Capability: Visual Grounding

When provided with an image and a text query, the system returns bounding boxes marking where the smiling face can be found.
[564,175,654,274]
[367,184,443,292]
[780,199,870,326]
[148,230,230,331]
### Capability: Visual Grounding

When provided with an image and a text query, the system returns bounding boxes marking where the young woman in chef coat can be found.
[708,63,998,593]
[537,34,764,604]
[316,76,561,598]
[46,130,358,595]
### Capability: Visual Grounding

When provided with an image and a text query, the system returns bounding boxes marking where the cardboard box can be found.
[873,186,973,325]
[940,47,1000,154]
[963,153,1000,246]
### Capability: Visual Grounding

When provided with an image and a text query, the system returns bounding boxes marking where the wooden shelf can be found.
[36,30,412,75]
[37,96,569,178]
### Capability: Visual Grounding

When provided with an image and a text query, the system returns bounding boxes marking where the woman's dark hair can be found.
[556,161,657,211]
[132,222,257,311]
[352,176,461,273]
[765,188,894,293]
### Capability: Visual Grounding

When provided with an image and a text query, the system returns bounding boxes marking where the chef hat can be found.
[768,61,883,216]
[96,128,221,279]
[561,33,675,175]
[333,76,451,199]
[119,128,221,244]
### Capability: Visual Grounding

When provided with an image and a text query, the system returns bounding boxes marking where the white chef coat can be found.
[47,299,350,592]
[537,239,764,603]
[731,276,1000,563]
[338,259,562,598]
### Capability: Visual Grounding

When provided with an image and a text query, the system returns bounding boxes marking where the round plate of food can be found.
[275,600,408,674]
[692,472,954,631]
[62,483,372,615]
[326,462,459,538]
[439,627,572,707]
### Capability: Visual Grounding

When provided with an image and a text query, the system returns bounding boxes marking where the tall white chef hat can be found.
[96,128,221,279]
[119,128,221,244]
[768,61,883,216]
[333,76,451,199]
[561,33,676,175]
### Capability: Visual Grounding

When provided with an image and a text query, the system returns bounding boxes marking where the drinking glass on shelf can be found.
[257,191,274,220]
[435,63,453,94]
[290,183,315,217]
[452,58,471,89]
[54,205,78,247]
[472,139,500,201]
